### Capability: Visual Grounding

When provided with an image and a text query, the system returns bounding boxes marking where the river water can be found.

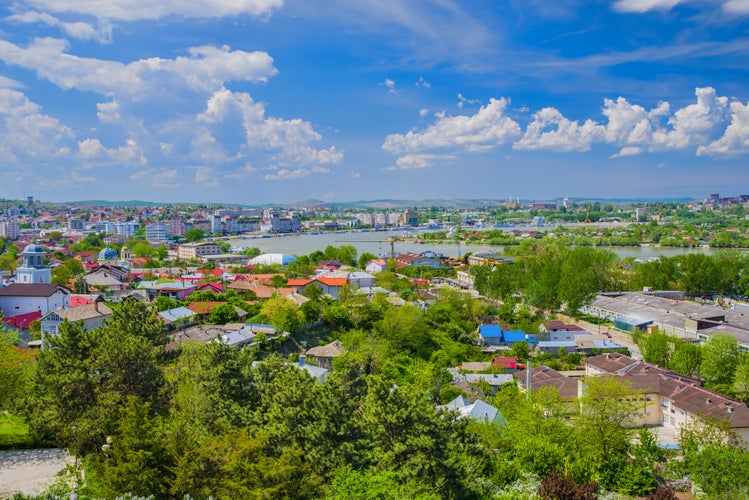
[227,229,722,260]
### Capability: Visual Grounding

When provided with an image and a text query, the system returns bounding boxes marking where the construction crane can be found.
[335,236,402,259]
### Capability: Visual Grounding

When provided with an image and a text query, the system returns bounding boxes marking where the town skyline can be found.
[1,1,748,204]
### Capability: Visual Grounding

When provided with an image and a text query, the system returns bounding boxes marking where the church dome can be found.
[22,244,45,254]
[98,246,119,260]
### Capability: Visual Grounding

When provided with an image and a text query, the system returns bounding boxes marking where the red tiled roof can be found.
[197,282,225,293]
[492,357,524,369]
[2,311,43,330]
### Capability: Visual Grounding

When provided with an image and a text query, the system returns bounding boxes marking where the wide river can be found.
[228,228,726,260]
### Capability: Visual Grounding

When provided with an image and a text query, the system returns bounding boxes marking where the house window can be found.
[661,398,670,408]
[662,413,668,423]
[670,417,675,426]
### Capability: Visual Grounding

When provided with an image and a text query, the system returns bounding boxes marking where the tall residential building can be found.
[169,217,186,237]
[400,209,418,227]
[115,222,140,237]
[145,222,170,241]
[0,219,20,239]
[68,218,86,231]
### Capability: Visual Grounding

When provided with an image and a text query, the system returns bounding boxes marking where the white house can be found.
[41,301,112,337]
[366,259,388,274]
[0,284,71,317]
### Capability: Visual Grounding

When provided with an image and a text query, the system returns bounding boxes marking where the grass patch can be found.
[0,412,34,449]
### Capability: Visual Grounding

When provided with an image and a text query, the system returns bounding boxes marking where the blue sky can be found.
[0,0,748,205]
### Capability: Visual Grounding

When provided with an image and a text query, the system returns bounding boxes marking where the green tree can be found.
[376,304,435,359]
[576,377,643,485]
[51,259,83,286]
[28,299,167,452]
[668,340,701,378]
[701,333,741,387]
[184,228,205,242]
[260,295,305,333]
[208,303,240,324]
[88,397,171,498]
[0,328,36,411]
[640,330,673,367]
[358,377,482,497]
[732,354,749,402]
[130,241,154,258]
[171,428,322,499]
[0,253,18,273]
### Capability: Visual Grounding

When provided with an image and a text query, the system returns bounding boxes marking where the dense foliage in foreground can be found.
[1,295,744,499]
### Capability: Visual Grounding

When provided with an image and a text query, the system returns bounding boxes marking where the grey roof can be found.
[537,341,578,348]
[463,373,514,387]
[0,284,69,297]
[437,396,502,424]
[50,303,112,322]
[158,306,196,323]
[299,363,329,381]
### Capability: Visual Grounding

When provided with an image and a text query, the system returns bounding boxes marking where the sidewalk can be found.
[0,448,70,497]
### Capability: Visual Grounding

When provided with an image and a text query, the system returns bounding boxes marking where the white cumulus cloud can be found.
[697,100,749,156]
[0,38,277,96]
[0,87,75,163]
[514,107,604,152]
[78,137,145,165]
[5,10,111,43]
[383,98,521,156]
[197,87,342,172]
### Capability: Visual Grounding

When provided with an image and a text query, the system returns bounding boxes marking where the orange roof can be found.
[287,279,312,286]
[315,276,347,287]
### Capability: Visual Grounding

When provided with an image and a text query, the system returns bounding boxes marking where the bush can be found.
[538,469,598,500]
[645,486,676,500]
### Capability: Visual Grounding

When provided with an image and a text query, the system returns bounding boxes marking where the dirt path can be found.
[0,448,70,497]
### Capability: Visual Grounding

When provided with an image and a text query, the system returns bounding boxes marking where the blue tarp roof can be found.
[480,324,503,338]
[502,330,527,343]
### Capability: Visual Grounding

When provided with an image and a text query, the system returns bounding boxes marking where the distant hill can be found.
[52,196,698,209]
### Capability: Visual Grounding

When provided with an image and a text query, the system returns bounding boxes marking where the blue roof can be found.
[479,324,503,338]
[98,246,119,260]
[502,330,527,343]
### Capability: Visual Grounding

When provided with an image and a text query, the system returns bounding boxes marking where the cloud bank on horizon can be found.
[0,0,747,203]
